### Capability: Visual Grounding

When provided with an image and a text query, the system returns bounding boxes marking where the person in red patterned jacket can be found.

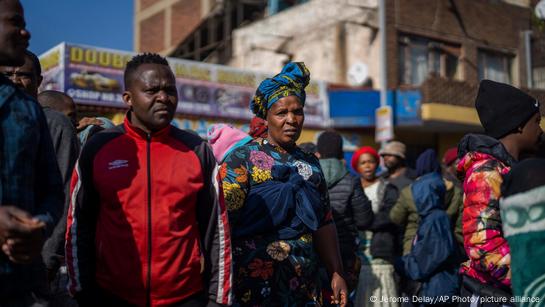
[65,53,232,307]
[457,80,542,306]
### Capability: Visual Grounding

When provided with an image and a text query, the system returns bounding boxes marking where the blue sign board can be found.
[394,90,421,126]
[328,90,379,127]
[328,89,421,127]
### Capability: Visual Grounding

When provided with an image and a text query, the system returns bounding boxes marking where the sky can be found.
[21,0,134,56]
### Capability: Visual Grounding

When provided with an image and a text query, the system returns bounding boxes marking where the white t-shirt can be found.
[364,181,381,214]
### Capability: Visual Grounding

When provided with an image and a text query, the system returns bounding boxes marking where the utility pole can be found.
[375,0,393,146]
[379,0,387,108]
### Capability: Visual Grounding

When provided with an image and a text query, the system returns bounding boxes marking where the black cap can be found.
[475,80,540,139]
[317,130,344,159]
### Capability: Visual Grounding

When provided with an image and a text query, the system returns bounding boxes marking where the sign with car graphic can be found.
[39,43,329,127]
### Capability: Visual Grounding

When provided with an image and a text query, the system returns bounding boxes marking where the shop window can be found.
[478,50,513,84]
[399,36,460,86]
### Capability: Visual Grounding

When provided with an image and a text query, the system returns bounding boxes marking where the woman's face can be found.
[266,96,304,149]
[357,153,378,181]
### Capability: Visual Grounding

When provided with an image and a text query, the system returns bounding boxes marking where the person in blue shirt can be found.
[0,0,64,305]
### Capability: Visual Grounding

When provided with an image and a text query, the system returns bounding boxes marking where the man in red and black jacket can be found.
[65,53,232,307]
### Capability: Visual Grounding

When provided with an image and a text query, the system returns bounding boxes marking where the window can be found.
[533,67,545,89]
[478,50,512,84]
[399,36,460,86]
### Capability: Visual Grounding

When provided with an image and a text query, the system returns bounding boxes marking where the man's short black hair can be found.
[123,53,170,89]
[38,90,73,111]
[25,50,41,77]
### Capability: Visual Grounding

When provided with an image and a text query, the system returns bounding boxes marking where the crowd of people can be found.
[0,0,544,306]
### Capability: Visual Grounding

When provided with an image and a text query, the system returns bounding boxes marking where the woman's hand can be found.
[314,223,347,306]
[330,271,348,307]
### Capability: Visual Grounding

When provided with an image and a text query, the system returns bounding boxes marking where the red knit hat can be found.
[351,146,380,171]
[442,147,458,166]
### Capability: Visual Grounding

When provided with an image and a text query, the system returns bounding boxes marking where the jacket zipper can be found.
[146,133,152,307]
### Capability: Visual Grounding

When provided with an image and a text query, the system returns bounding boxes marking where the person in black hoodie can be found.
[317,131,373,293]
[457,80,542,306]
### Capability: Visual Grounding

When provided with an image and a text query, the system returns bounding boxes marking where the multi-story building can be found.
[135,0,545,160]
[135,0,269,58]
[383,0,542,155]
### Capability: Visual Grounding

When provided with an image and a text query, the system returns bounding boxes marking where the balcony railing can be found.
[416,76,545,115]
[418,76,478,108]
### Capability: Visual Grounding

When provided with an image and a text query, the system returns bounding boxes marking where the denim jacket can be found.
[0,75,63,298]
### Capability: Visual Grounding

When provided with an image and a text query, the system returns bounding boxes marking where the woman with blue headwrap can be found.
[220,62,348,306]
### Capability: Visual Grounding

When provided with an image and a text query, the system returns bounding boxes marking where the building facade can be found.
[135,0,220,54]
[135,0,545,161]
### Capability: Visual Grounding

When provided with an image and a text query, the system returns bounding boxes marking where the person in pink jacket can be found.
[457,80,542,306]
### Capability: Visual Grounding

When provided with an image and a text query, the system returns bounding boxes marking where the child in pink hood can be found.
[207,124,253,164]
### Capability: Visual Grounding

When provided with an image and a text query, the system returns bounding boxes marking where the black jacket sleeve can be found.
[42,109,80,271]
[182,132,233,306]
[350,177,373,230]
[33,105,64,235]
[65,130,120,304]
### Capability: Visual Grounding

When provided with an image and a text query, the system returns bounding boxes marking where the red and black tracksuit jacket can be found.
[65,117,232,306]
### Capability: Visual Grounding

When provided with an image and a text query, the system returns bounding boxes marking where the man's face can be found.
[0,54,41,98]
[520,112,543,154]
[382,154,402,171]
[0,0,30,66]
[265,96,304,149]
[122,63,178,133]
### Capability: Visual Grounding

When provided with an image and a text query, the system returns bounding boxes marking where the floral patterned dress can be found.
[220,139,333,306]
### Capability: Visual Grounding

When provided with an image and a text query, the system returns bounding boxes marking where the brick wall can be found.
[140,0,163,10]
[171,0,202,49]
[386,0,398,88]
[461,41,478,84]
[532,32,545,67]
[393,0,529,48]
[388,0,532,89]
[136,0,207,53]
[140,11,166,53]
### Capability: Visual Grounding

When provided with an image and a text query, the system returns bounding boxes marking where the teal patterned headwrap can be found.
[250,62,310,119]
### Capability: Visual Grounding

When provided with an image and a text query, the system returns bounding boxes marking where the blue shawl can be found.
[233,165,322,240]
